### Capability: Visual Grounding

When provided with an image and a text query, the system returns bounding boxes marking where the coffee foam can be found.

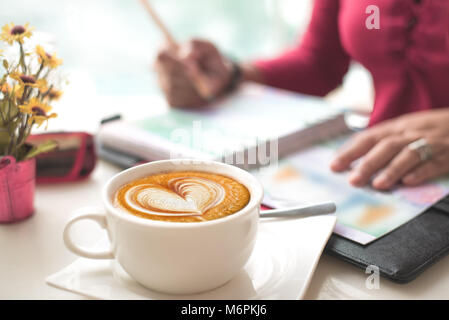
[114,171,250,222]
[124,177,225,216]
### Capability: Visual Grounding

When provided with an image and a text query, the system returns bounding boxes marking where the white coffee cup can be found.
[63,159,264,294]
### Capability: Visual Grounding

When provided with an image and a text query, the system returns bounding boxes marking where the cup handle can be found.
[63,206,114,259]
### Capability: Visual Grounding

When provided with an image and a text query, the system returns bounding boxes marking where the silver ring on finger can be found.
[407,138,433,162]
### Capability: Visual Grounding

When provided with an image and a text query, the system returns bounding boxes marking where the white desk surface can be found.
[2,160,449,300]
[1,94,449,300]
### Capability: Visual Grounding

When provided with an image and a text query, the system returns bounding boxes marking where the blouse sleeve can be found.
[253,0,350,96]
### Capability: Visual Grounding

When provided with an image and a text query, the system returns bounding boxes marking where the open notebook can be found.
[97,83,349,168]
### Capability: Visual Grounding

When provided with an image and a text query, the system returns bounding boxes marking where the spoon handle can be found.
[260,202,336,218]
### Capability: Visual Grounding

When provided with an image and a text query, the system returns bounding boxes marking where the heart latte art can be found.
[114,171,250,222]
[125,177,225,216]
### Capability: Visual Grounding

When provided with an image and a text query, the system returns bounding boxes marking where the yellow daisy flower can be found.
[0,82,23,100]
[19,97,51,115]
[35,45,62,69]
[39,84,63,101]
[46,88,63,101]
[0,82,11,94]
[30,113,57,128]
[1,23,34,45]
[10,72,46,89]
[12,84,24,99]
[19,97,57,128]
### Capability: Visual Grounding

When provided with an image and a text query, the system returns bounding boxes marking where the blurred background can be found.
[0,0,373,131]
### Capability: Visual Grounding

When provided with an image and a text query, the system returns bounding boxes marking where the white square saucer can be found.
[46,215,336,300]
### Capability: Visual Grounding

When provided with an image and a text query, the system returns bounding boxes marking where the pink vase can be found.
[0,156,36,223]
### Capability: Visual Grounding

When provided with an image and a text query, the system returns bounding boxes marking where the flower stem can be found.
[19,42,27,74]
[15,114,29,154]
[35,62,44,79]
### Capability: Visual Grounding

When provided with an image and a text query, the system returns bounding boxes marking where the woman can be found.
[155,0,449,190]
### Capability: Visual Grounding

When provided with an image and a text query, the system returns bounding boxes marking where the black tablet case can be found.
[324,194,449,283]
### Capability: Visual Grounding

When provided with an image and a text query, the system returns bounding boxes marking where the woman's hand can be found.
[330,109,449,189]
[154,39,233,108]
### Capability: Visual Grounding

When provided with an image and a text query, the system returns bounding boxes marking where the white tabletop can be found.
[1,90,449,300]
[2,159,449,300]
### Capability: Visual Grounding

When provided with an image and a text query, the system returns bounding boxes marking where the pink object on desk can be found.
[0,156,36,223]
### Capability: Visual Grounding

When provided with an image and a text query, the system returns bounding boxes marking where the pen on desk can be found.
[260,202,337,219]
[100,114,122,125]
[139,0,212,99]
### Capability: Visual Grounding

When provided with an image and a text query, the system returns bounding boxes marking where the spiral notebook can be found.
[97,83,349,168]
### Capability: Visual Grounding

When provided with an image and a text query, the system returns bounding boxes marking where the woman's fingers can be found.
[156,49,182,71]
[402,153,449,186]
[347,137,412,186]
[330,119,406,172]
[352,135,448,189]
[156,39,232,105]
[183,39,215,60]
[330,132,380,172]
[329,110,449,188]
[182,39,232,97]
[155,47,212,107]
[371,144,422,189]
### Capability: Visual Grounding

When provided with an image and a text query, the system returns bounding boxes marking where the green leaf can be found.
[0,99,19,126]
[0,130,10,152]
[0,101,6,126]
[23,140,58,160]
[2,59,8,70]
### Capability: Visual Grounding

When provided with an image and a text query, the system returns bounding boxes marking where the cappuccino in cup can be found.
[63,159,264,294]
[114,171,250,222]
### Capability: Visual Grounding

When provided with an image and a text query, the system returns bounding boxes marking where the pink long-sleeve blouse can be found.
[254,0,449,126]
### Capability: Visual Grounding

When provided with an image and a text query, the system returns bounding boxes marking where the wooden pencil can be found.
[139,0,212,99]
